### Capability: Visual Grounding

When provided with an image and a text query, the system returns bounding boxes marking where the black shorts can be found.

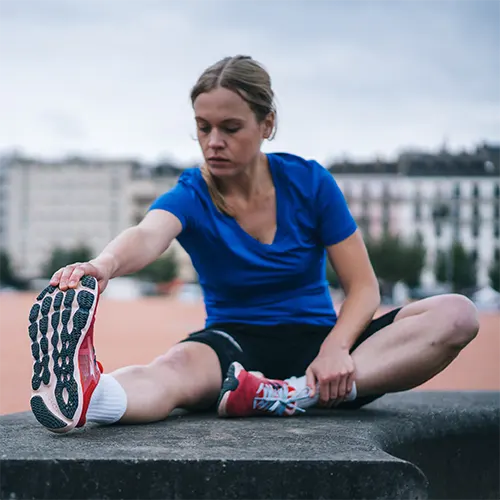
[180,308,401,409]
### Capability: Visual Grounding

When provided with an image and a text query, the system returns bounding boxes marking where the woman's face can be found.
[193,87,272,178]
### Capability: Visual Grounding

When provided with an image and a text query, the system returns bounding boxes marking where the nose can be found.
[208,128,225,149]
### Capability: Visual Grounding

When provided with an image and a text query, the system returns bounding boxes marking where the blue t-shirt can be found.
[149,153,357,327]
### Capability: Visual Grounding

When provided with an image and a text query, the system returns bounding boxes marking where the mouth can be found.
[208,157,229,162]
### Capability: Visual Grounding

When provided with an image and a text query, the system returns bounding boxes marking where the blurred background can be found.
[0,0,499,414]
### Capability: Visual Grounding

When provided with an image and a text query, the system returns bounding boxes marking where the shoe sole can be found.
[28,276,98,433]
[216,362,243,417]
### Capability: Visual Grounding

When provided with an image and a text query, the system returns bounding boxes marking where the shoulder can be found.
[169,167,207,201]
[268,152,333,190]
[176,167,203,188]
[149,167,204,216]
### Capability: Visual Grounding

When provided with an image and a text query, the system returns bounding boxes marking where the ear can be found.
[262,112,275,139]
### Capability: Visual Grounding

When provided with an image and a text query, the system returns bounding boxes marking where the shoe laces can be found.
[253,381,311,415]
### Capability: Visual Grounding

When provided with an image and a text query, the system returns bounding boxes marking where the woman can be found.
[28,55,479,433]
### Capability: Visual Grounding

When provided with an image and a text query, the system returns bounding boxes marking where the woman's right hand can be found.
[49,256,116,294]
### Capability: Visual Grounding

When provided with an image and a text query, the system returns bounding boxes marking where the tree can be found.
[365,233,426,288]
[0,250,16,286]
[42,245,94,278]
[324,232,426,291]
[489,259,500,292]
[403,234,427,288]
[134,252,179,283]
[435,242,476,292]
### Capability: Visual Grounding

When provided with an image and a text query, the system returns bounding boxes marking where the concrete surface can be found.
[1,391,499,499]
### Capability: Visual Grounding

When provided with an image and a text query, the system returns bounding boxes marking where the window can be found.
[415,200,422,221]
[414,192,422,221]
[343,184,352,205]
[472,220,480,238]
[472,202,481,238]
[472,184,480,199]
[358,216,371,239]
[494,183,500,200]
[361,198,369,216]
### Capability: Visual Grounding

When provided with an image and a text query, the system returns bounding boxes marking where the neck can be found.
[217,153,271,200]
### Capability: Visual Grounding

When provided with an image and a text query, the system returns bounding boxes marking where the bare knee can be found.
[148,344,198,385]
[148,343,222,406]
[433,294,480,348]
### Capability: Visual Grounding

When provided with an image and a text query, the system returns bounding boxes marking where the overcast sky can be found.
[1,0,498,165]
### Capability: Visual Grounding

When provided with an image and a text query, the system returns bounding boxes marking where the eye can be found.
[223,127,240,134]
[197,125,210,134]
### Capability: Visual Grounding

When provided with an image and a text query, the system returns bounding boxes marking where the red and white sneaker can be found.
[28,276,102,433]
[217,362,311,417]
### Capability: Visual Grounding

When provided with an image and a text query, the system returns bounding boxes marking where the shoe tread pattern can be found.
[28,276,97,428]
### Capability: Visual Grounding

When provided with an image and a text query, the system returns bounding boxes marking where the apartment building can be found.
[1,156,135,278]
[0,156,198,281]
[330,145,500,287]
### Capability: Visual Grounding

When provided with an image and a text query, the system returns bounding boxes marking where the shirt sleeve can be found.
[314,162,357,246]
[148,180,195,231]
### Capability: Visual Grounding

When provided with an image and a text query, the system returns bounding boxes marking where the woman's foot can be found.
[217,362,311,417]
[28,276,102,433]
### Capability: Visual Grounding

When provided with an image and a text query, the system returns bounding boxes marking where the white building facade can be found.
[333,153,499,288]
[1,157,134,278]
[0,156,197,281]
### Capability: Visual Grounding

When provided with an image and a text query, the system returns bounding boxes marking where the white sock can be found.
[285,375,357,410]
[86,374,128,425]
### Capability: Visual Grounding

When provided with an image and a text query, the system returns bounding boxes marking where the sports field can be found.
[1,292,498,415]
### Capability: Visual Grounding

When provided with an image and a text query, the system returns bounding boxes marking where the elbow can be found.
[344,276,381,311]
[372,283,381,311]
[359,277,381,312]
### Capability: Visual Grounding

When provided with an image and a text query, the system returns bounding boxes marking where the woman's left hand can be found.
[305,345,355,407]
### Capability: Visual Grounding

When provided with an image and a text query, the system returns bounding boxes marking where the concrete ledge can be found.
[1,391,498,499]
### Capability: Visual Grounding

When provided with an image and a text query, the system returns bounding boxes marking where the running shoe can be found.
[217,362,311,417]
[28,275,102,433]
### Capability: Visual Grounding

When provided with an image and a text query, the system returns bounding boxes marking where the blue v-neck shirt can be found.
[149,153,357,327]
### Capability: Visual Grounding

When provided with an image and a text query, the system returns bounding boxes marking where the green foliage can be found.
[0,250,16,285]
[325,232,426,289]
[435,242,476,292]
[489,259,500,292]
[134,252,179,283]
[365,232,426,288]
[42,245,94,278]
[403,234,427,288]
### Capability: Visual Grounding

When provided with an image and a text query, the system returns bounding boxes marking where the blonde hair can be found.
[191,55,277,215]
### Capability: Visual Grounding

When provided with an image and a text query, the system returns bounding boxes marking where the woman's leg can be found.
[351,294,480,397]
[28,276,228,432]
[208,294,479,417]
[107,342,223,423]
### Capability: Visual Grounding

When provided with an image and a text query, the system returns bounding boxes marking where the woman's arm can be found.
[306,230,380,405]
[321,229,380,351]
[51,209,183,292]
[97,210,183,278]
